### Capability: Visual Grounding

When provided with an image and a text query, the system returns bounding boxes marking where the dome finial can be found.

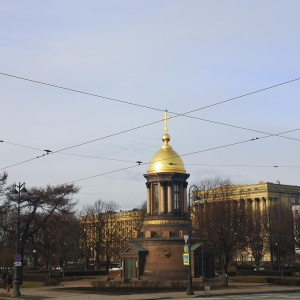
[147,111,186,174]
[161,110,171,134]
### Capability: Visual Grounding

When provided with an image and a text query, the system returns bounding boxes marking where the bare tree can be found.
[246,206,266,270]
[294,212,300,263]
[132,200,147,232]
[0,201,15,267]
[33,211,80,270]
[102,201,120,271]
[264,203,294,269]
[80,200,105,271]
[193,177,249,287]
[80,199,119,271]
[2,184,79,268]
[0,172,8,195]
[79,209,91,271]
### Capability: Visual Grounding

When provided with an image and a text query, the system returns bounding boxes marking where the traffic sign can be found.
[14,262,22,266]
[14,254,22,262]
[183,253,189,265]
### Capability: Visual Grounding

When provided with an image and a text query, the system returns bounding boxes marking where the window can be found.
[153,184,159,212]
[291,197,296,204]
[174,183,180,210]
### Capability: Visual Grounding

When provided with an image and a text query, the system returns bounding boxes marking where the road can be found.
[197,292,300,300]
[1,279,300,300]
[0,290,298,300]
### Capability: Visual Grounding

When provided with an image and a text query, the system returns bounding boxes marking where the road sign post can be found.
[14,253,22,262]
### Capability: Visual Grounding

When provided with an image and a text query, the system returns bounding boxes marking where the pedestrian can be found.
[1,270,7,289]
[5,273,12,292]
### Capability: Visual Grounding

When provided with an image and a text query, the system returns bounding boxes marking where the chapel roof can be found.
[147,112,186,174]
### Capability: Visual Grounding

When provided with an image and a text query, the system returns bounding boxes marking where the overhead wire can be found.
[2,72,300,140]
[184,164,300,168]
[57,152,137,163]
[1,72,300,148]
[149,129,300,168]
[65,164,140,184]
[176,76,300,114]
[1,72,300,115]
[65,129,298,184]
[1,119,300,171]
[0,72,300,143]
[1,72,300,143]
[2,127,299,177]
[0,72,163,113]
[179,117,300,142]
[0,140,43,151]
[1,72,300,177]
[0,119,161,171]
[1,120,300,172]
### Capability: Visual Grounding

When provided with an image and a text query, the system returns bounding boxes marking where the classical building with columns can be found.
[195,180,299,266]
[233,181,300,209]
[231,181,300,265]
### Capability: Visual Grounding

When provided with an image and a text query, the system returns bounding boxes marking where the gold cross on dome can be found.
[161,110,171,134]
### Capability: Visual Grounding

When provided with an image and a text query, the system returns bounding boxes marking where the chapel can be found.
[121,112,214,281]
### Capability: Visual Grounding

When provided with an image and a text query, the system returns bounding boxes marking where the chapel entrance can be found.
[125,258,136,279]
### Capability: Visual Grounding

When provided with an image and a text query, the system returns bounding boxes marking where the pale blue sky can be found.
[1,1,300,210]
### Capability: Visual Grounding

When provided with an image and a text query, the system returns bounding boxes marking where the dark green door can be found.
[125,258,135,279]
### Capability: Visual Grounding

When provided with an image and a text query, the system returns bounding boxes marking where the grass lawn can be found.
[231,275,271,283]
[231,275,300,284]
[22,281,45,288]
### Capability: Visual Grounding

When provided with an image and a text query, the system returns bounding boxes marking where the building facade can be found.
[120,112,213,282]
[194,181,299,266]
[80,209,145,265]
[236,182,299,265]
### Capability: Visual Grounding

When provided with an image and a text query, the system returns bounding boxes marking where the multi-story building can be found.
[80,209,145,264]
[195,181,300,266]
[234,181,300,208]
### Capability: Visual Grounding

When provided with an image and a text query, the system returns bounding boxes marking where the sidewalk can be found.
[0,280,300,300]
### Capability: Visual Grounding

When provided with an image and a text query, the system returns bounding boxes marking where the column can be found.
[146,182,151,214]
[255,198,260,211]
[183,182,188,213]
[262,197,266,212]
[160,181,166,214]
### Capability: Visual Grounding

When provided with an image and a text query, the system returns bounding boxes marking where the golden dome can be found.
[147,133,186,174]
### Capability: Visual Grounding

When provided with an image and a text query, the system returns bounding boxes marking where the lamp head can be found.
[194,195,201,204]
[184,235,189,244]
[11,188,19,198]
[20,186,28,196]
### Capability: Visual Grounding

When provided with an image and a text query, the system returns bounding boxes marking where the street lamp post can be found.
[48,241,53,280]
[276,242,280,279]
[33,250,38,269]
[62,242,66,281]
[201,243,205,289]
[11,182,28,297]
[186,184,200,295]
[193,194,205,289]
[122,238,126,281]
